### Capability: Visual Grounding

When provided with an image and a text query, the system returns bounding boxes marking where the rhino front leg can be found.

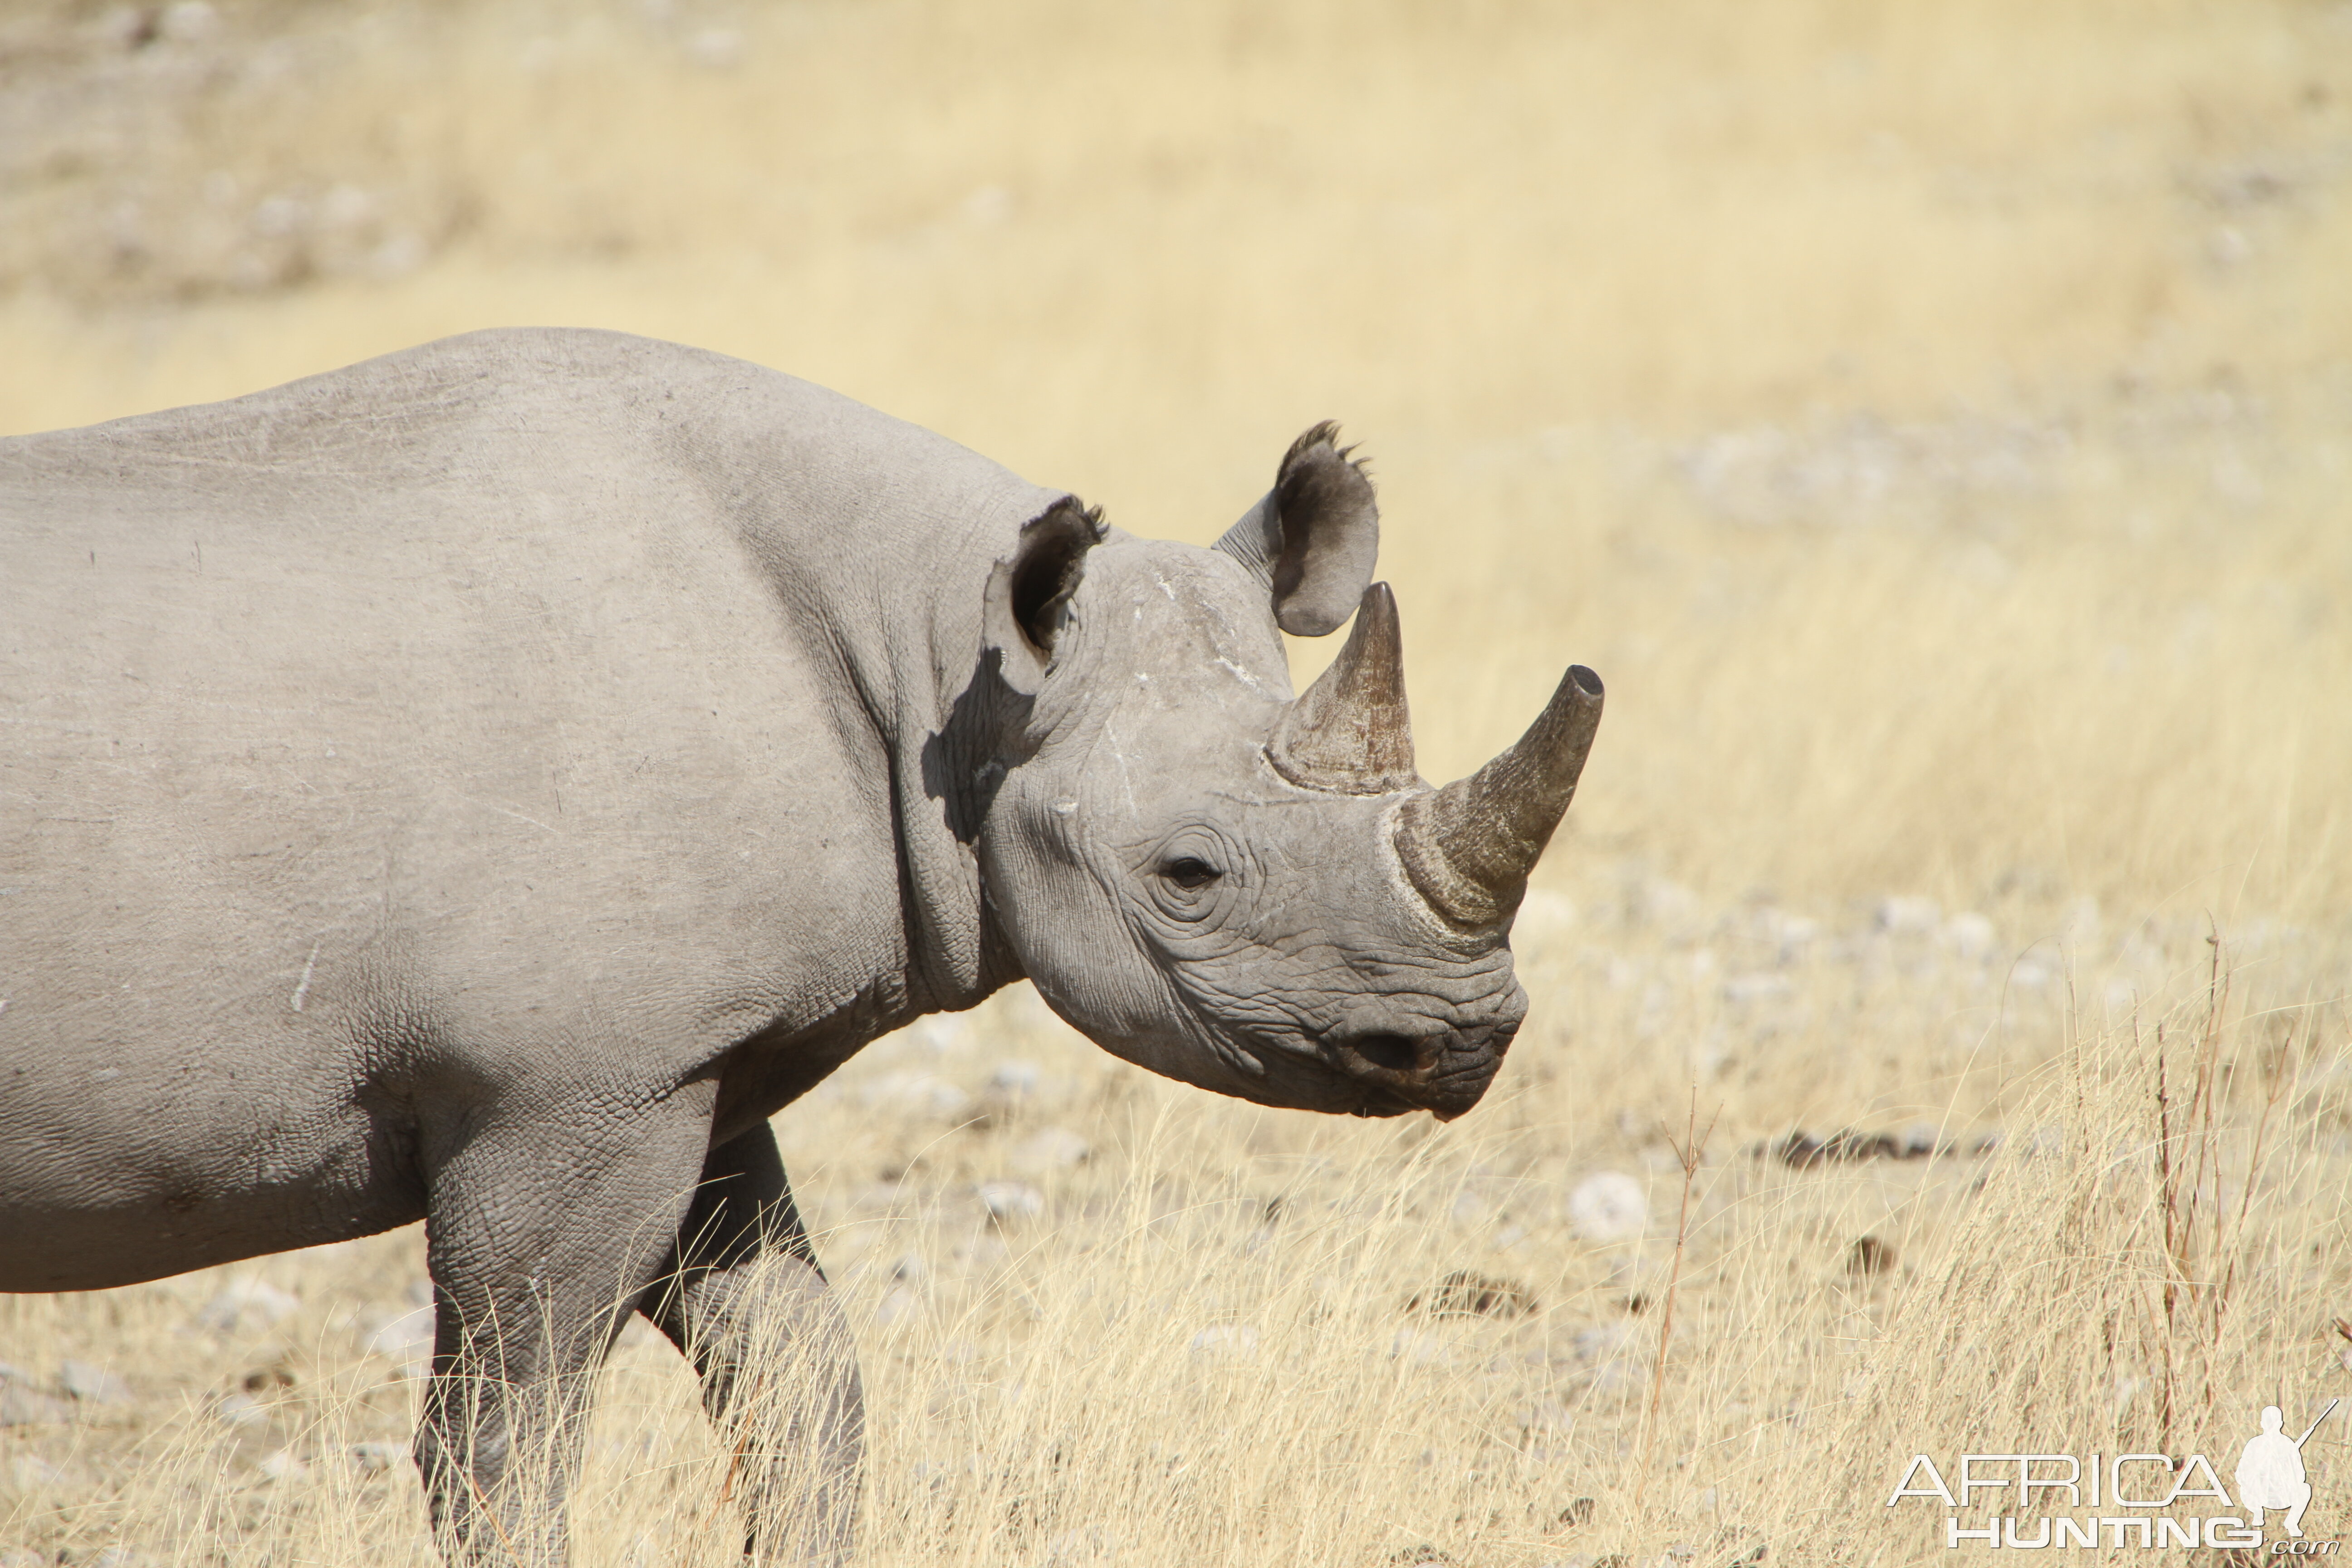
[416,1093,715,1566]
[644,1122,865,1565]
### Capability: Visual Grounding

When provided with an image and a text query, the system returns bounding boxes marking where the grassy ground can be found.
[2,0,2349,1563]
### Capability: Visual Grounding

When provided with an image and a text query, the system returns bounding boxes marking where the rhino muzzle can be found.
[1321,1017,1517,1121]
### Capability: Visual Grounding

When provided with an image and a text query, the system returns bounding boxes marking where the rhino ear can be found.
[985,496,1107,695]
[1213,421,1379,637]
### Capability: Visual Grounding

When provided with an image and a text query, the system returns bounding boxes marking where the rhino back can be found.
[0,329,1042,1285]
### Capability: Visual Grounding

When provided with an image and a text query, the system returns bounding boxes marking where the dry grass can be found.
[3,0,2350,1563]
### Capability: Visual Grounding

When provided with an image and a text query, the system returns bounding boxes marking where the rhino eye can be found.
[1162,857,1221,890]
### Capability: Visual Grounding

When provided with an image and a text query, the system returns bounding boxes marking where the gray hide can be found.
[0,329,1601,1563]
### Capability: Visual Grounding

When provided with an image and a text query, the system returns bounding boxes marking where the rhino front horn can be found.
[1393,663,1604,930]
[1267,582,1418,794]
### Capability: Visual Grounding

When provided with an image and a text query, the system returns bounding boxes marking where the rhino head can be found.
[967,425,1602,1120]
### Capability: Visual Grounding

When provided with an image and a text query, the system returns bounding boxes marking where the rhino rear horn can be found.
[1392,664,1604,929]
[1267,582,1417,794]
[1213,422,1379,637]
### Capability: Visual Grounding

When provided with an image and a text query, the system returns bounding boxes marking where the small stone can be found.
[213,1392,266,1428]
[158,0,217,42]
[1848,1234,1896,1280]
[1407,1270,1536,1319]
[1943,911,1997,960]
[976,1181,1042,1221]
[193,1277,300,1335]
[361,1307,435,1362]
[1875,895,1941,935]
[1568,1172,1647,1242]
[10,1455,67,1490]
[1187,1324,1258,1361]
[350,1441,402,1474]
[858,1071,971,1120]
[1016,1127,1091,1172]
[59,1360,131,1405]
[1515,1400,1573,1432]
[0,1386,73,1426]
[91,1549,148,1568]
[1387,1547,1457,1568]
[0,1547,47,1568]
[987,1059,1043,1097]
[685,27,742,68]
[257,1448,307,1482]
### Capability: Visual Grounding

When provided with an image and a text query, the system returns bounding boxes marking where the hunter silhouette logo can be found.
[1885,1396,2343,1549]
[2239,1399,2339,1538]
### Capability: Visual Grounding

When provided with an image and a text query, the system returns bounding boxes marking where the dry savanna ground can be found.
[2,0,2350,1564]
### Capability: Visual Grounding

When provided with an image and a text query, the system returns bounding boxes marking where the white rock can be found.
[159,0,218,41]
[1514,1399,1573,1431]
[0,1386,71,1426]
[1,1546,48,1568]
[1043,1525,1119,1564]
[1450,1191,1490,1226]
[1187,1324,1258,1361]
[60,1360,131,1405]
[1876,895,1941,935]
[193,1277,300,1335]
[1574,1321,1637,1362]
[1016,1127,1091,1172]
[909,1014,976,1055]
[214,1391,266,1428]
[1388,1328,1452,1366]
[988,1059,1044,1097]
[257,1447,308,1482]
[9,1455,67,1491]
[350,1440,403,1474]
[1720,973,1793,1004]
[1943,911,1997,960]
[362,1307,436,1362]
[858,1071,972,1120]
[686,26,742,68]
[1568,1171,1648,1242]
[977,1181,1043,1220]
[961,185,1014,227]
[874,1287,922,1326]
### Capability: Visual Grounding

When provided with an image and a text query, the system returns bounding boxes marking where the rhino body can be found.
[0,329,1600,1562]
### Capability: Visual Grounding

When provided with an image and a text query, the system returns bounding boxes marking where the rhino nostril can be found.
[1348,1033,1424,1075]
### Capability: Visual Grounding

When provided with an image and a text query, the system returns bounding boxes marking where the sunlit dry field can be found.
[3,0,2350,1563]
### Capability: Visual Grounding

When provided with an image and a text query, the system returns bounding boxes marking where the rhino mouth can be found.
[1319,1024,1510,1122]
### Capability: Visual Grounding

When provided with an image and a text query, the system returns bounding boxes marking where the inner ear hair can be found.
[1011,496,1107,655]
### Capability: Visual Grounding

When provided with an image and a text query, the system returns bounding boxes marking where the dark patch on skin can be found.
[921,646,1036,846]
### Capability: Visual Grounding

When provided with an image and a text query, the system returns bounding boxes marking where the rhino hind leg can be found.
[643,1123,865,1565]
[415,1096,716,1566]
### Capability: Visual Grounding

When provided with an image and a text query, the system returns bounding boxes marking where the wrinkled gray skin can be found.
[0,329,1598,1564]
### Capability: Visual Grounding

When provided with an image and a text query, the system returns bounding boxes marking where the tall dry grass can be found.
[3,0,2349,1563]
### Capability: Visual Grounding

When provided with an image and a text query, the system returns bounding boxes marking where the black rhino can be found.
[0,329,1601,1563]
